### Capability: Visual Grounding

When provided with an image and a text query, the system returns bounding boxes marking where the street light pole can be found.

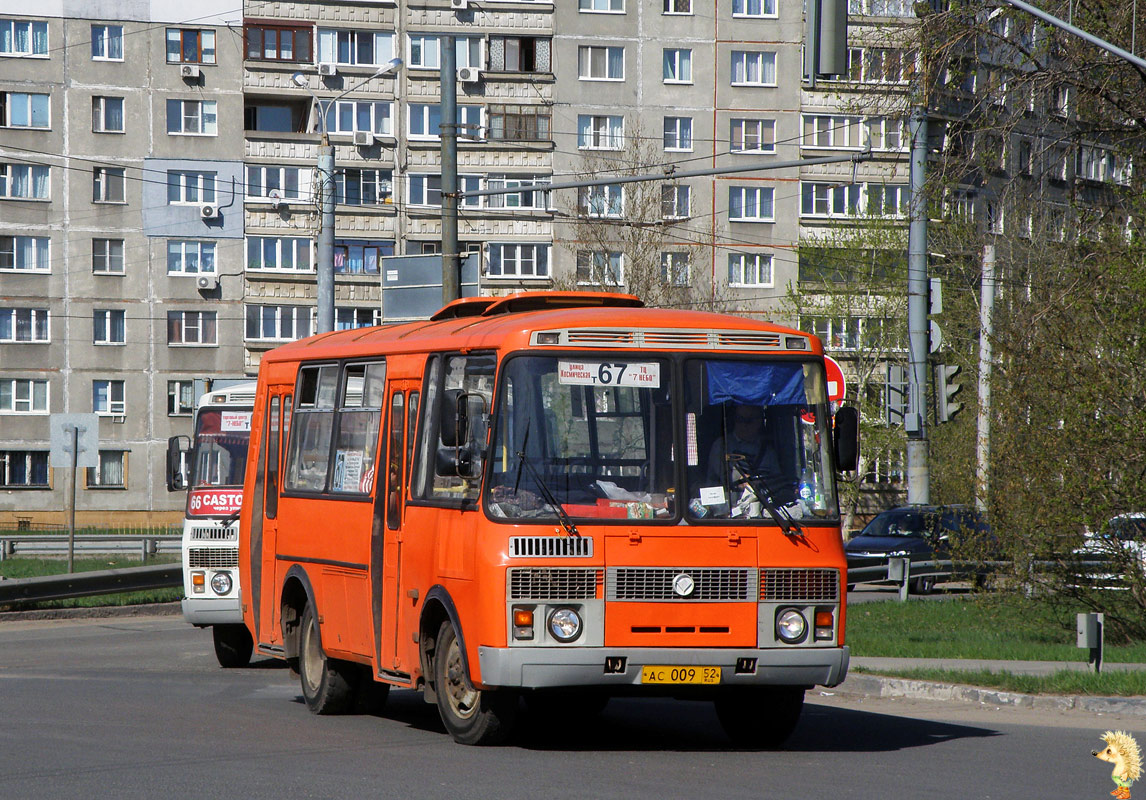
[440,36,460,305]
[292,59,402,334]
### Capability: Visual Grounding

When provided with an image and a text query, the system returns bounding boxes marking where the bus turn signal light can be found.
[513,607,534,640]
[814,610,834,640]
[191,571,205,594]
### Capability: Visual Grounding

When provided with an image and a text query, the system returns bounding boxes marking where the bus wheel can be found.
[212,624,253,668]
[298,604,356,715]
[714,687,804,748]
[433,621,517,745]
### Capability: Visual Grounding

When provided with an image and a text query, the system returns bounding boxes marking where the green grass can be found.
[0,556,181,610]
[852,666,1146,697]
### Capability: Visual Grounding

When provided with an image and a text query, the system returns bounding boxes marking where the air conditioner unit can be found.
[450,0,469,9]
[200,204,220,220]
[180,64,201,79]
[196,275,219,291]
[353,130,375,146]
[457,67,481,84]
[317,62,337,77]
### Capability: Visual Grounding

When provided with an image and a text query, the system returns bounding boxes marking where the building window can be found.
[168,380,194,416]
[0,20,49,57]
[245,304,314,342]
[663,116,693,151]
[1,164,50,200]
[167,170,215,204]
[663,49,692,83]
[407,174,480,208]
[661,184,690,219]
[335,307,381,331]
[91,25,123,61]
[488,36,551,72]
[246,166,312,202]
[866,183,909,217]
[0,308,49,342]
[731,50,777,85]
[93,238,125,274]
[1,236,49,272]
[661,252,690,285]
[167,240,216,274]
[406,35,481,70]
[485,176,552,210]
[488,105,551,142]
[167,28,216,64]
[864,116,906,151]
[334,240,393,275]
[576,251,624,286]
[664,0,693,12]
[733,0,777,16]
[0,451,50,488]
[92,96,124,133]
[581,0,624,10]
[577,185,624,217]
[245,24,313,63]
[87,450,126,488]
[93,309,125,345]
[92,380,125,415]
[408,103,481,140]
[166,99,217,136]
[93,167,126,203]
[728,253,773,287]
[317,29,395,66]
[167,311,217,346]
[578,45,624,80]
[247,237,312,272]
[802,114,863,149]
[487,243,550,278]
[335,169,393,206]
[577,115,623,150]
[1,379,49,413]
[1,92,50,129]
[729,186,774,221]
[852,47,914,84]
[730,118,776,153]
[324,100,393,136]
[801,182,861,217]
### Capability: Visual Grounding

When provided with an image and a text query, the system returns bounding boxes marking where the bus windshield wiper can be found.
[514,450,580,538]
[733,465,803,537]
[222,507,242,526]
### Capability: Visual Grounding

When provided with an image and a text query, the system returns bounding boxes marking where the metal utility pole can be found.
[906,106,930,505]
[975,244,996,512]
[440,36,460,304]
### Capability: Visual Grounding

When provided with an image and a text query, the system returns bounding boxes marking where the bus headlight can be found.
[547,607,582,643]
[776,608,807,644]
[210,571,233,596]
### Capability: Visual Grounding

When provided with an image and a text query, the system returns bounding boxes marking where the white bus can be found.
[167,381,257,667]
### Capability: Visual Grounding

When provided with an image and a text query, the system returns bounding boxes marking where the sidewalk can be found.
[839,656,1146,717]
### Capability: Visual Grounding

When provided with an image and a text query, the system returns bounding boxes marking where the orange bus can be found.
[238,292,858,746]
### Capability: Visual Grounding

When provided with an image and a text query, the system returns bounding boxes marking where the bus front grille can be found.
[508,568,602,600]
[607,568,755,601]
[509,536,594,558]
[760,568,839,602]
[189,525,236,541]
[187,548,239,569]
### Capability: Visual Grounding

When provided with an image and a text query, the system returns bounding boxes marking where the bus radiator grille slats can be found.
[543,328,789,351]
[760,568,839,602]
[508,568,602,600]
[607,568,755,601]
[187,548,239,569]
[189,526,237,541]
[509,536,594,558]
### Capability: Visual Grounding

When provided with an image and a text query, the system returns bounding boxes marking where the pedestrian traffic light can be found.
[935,363,963,423]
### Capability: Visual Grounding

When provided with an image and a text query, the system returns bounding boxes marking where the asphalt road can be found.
[0,616,1135,800]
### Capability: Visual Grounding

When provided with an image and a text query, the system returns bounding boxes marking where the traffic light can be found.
[885,363,908,426]
[935,363,963,423]
[804,0,848,80]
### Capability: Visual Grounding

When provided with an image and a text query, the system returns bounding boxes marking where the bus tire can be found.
[298,604,356,715]
[713,687,804,748]
[212,624,253,668]
[433,620,517,745]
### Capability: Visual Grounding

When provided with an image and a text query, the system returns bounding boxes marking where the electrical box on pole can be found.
[804,0,848,82]
[885,363,909,426]
[935,363,963,423]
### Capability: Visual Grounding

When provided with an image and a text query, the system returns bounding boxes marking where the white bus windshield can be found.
[192,408,251,489]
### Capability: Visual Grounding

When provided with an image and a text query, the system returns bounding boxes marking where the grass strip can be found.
[852,665,1146,697]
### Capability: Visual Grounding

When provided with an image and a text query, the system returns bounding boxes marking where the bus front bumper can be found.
[477,645,849,690]
[181,596,243,626]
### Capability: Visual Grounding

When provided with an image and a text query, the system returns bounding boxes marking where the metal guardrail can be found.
[0,563,182,605]
[0,534,181,561]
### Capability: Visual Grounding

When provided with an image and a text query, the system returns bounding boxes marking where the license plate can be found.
[640,665,721,685]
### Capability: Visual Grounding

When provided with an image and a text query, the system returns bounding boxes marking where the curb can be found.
[0,601,182,622]
[836,672,1146,717]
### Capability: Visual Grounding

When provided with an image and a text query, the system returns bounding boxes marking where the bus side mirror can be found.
[436,446,474,478]
[440,389,467,447]
[833,406,859,471]
[166,435,190,491]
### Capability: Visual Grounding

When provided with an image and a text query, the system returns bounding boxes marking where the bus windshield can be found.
[192,408,251,490]
[485,355,838,524]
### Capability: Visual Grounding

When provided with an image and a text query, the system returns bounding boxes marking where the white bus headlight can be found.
[547,607,582,643]
[776,608,807,643]
[210,571,233,595]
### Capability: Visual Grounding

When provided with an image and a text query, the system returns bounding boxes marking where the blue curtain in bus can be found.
[706,361,806,407]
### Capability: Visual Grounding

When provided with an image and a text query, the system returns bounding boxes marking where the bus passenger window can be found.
[284,365,338,492]
[330,362,386,494]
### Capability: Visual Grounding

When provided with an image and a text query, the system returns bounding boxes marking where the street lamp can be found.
[292,58,403,334]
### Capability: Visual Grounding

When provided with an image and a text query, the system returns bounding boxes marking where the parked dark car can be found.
[845,505,995,594]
